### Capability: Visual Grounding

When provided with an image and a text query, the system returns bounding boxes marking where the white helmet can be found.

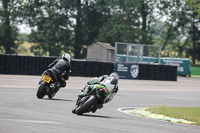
[110,72,119,80]
[62,53,71,62]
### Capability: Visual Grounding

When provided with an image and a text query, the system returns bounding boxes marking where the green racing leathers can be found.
[87,74,118,104]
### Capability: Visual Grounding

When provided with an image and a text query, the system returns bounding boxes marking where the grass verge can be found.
[146,106,200,126]
[191,75,200,79]
[191,67,200,75]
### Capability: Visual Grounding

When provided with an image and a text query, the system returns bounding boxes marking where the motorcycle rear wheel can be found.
[48,87,60,99]
[48,93,55,99]
[76,96,96,115]
[36,82,46,99]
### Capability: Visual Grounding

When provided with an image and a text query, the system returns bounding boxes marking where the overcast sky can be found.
[17,24,32,34]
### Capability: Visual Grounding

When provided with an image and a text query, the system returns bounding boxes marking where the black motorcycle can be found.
[36,70,61,99]
[73,85,107,115]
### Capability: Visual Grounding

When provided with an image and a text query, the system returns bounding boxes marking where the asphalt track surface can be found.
[0,74,200,133]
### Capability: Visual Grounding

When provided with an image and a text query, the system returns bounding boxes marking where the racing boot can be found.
[54,83,61,93]
[98,104,103,109]
[92,106,98,113]
[92,104,103,113]
[91,97,104,113]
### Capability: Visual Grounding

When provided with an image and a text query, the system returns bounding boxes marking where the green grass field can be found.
[191,67,200,75]
[191,67,200,78]
[146,106,200,126]
[17,41,36,56]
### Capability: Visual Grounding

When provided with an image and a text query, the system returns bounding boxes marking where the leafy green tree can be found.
[96,0,140,45]
[152,0,200,64]
[82,0,108,46]
[184,0,200,17]
[73,0,109,58]
[5,0,198,63]
[138,0,160,45]
[24,0,74,56]
[179,0,200,64]
[23,0,107,58]
[0,0,23,54]
[73,0,82,59]
[156,0,186,51]
[96,0,166,46]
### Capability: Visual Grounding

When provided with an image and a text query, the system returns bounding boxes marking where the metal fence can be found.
[115,42,161,64]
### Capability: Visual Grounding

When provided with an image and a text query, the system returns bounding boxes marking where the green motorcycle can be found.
[73,85,108,115]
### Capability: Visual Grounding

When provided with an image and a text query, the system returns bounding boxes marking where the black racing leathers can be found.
[48,58,71,87]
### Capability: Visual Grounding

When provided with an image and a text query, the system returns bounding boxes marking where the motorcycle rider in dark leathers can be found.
[40,53,71,89]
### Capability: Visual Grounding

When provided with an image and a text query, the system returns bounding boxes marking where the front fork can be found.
[75,95,89,108]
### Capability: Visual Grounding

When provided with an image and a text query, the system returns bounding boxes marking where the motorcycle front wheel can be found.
[76,96,97,115]
[36,82,46,99]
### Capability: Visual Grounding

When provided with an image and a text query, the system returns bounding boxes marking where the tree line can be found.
[0,0,200,64]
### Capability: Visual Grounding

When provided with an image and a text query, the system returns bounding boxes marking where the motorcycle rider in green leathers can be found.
[72,72,119,113]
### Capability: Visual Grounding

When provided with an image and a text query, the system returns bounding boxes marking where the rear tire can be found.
[36,82,46,99]
[76,96,96,115]
[48,93,55,99]
[48,86,59,99]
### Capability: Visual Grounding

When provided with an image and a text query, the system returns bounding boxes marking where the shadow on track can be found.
[81,114,123,119]
[42,98,73,102]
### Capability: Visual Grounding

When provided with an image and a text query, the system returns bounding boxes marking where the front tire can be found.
[76,96,97,115]
[36,82,46,99]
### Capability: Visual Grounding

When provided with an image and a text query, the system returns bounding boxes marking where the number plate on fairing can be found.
[42,75,51,83]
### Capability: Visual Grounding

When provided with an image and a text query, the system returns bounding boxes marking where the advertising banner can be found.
[114,63,139,79]
[160,58,191,76]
